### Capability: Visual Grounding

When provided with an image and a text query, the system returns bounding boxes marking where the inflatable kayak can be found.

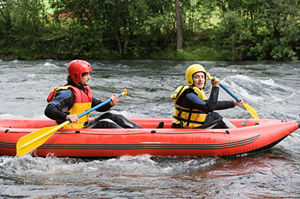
[0,118,299,157]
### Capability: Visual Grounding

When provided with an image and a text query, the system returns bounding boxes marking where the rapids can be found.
[1,60,300,198]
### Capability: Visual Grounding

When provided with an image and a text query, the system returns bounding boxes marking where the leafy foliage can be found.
[0,0,299,60]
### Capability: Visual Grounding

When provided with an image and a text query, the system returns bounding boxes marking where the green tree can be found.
[211,0,300,60]
[1,0,299,60]
[212,11,252,61]
[0,0,48,59]
[175,0,183,50]
[249,0,300,60]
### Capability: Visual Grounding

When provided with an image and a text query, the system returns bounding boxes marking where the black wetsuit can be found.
[172,86,235,128]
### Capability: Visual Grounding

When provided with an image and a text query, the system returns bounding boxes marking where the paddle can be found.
[16,89,127,157]
[206,73,259,119]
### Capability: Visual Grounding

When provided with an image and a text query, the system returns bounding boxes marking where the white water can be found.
[1,60,300,198]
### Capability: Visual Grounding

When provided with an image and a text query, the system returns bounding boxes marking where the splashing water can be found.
[1,60,300,198]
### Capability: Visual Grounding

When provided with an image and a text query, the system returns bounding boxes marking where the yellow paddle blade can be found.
[122,89,127,96]
[16,121,69,157]
[242,103,259,119]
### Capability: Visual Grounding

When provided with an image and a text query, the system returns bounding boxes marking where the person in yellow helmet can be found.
[171,64,243,129]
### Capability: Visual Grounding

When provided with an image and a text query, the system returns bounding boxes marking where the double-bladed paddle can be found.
[206,73,259,119]
[16,89,127,157]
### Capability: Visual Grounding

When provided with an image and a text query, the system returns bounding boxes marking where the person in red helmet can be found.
[45,60,143,129]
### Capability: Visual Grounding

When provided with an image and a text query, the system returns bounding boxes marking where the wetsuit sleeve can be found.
[205,86,220,111]
[207,86,235,110]
[215,101,235,110]
[44,89,73,121]
[181,86,234,113]
[92,97,112,112]
[44,104,68,121]
[180,86,219,113]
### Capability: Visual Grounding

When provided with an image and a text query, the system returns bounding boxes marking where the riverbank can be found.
[0,45,225,61]
[1,1,299,62]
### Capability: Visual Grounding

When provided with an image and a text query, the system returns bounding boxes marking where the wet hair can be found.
[66,75,87,88]
[67,76,73,85]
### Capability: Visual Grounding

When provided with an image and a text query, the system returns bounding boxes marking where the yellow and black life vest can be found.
[47,85,92,129]
[171,85,208,128]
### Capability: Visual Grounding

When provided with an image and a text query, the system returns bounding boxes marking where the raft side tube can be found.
[297,120,300,128]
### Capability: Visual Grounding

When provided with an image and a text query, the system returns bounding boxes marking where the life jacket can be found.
[171,85,208,128]
[47,85,92,129]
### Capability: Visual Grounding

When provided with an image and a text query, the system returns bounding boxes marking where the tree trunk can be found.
[113,1,123,56]
[123,28,129,55]
[175,0,183,50]
[114,32,123,55]
[231,34,235,61]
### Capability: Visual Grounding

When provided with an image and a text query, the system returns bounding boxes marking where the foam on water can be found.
[0,154,219,198]
[43,62,60,68]
[1,60,300,198]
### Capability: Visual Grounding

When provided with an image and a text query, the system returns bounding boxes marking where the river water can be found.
[0,60,300,198]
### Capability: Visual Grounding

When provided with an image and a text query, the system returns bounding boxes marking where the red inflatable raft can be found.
[0,118,299,157]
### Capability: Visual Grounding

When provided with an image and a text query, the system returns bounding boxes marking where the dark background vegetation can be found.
[0,0,299,61]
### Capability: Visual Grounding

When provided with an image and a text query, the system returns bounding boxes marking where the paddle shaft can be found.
[214,80,241,102]
[206,73,259,119]
[77,91,126,119]
[206,73,241,102]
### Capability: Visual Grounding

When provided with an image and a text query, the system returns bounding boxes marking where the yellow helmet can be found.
[185,64,207,86]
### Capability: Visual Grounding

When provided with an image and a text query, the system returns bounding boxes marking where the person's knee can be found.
[205,112,222,124]
[209,112,223,120]
[103,112,124,121]
[101,112,115,118]
[93,118,122,128]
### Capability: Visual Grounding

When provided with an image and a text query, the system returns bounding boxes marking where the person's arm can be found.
[184,86,237,111]
[92,93,119,112]
[205,86,220,111]
[208,76,236,110]
[44,104,68,121]
[44,89,73,122]
[215,97,243,110]
[92,97,112,112]
[181,86,219,113]
[215,100,235,110]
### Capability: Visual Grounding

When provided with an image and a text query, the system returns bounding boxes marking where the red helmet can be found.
[68,60,92,83]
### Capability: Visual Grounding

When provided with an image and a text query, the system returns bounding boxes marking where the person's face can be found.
[79,72,91,86]
[192,72,206,89]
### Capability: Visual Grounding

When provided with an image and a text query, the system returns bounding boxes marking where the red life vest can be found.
[47,85,92,129]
